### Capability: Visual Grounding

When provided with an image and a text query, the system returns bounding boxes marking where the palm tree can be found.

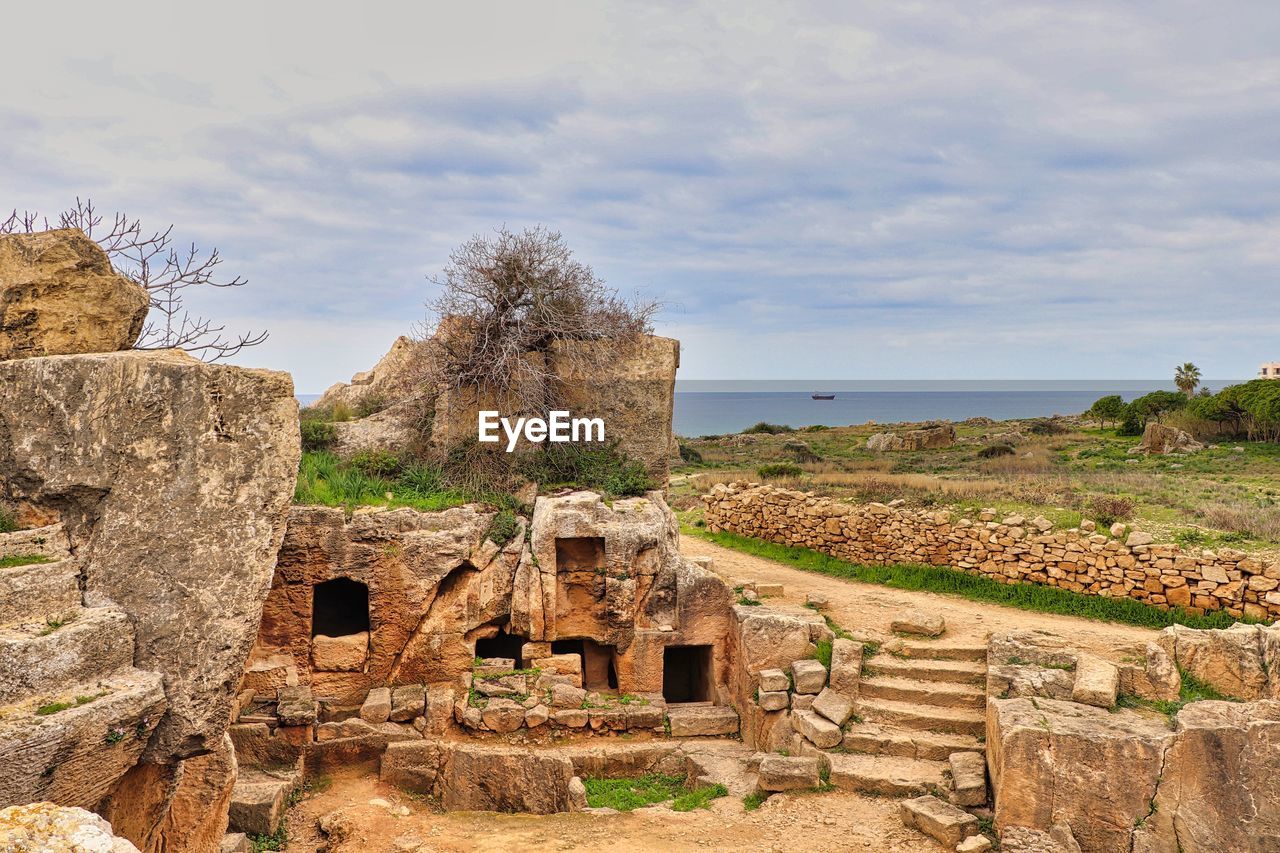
[1175,362,1202,397]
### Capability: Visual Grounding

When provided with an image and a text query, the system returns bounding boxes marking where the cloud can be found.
[2,1,1278,389]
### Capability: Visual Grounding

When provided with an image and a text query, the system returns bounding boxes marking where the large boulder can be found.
[1132,700,1280,852]
[0,228,149,359]
[987,697,1175,852]
[1159,624,1279,700]
[0,350,300,760]
[440,744,574,813]
[313,334,423,414]
[867,423,956,452]
[1131,422,1204,455]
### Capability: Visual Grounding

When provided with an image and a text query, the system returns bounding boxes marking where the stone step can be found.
[857,697,986,738]
[826,751,948,798]
[666,703,740,737]
[858,676,987,711]
[0,668,166,809]
[0,607,135,704]
[228,769,301,837]
[0,558,79,627]
[863,656,987,686]
[841,722,985,762]
[895,643,988,663]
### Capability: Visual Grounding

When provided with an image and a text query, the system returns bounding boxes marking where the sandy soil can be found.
[679,535,1159,657]
[285,771,937,853]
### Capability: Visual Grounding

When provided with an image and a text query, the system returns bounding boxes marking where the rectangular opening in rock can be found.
[663,644,713,703]
[474,624,526,662]
[552,638,618,690]
[311,576,370,637]
[555,536,605,571]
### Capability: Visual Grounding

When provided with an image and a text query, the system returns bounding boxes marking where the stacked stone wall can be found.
[702,482,1280,622]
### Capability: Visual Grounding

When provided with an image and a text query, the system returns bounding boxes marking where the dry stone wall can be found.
[702,482,1280,622]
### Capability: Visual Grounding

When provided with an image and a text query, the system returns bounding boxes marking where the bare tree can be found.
[421,225,658,414]
[1,198,266,361]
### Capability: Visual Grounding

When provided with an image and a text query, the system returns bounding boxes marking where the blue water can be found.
[299,380,1248,440]
[670,380,1245,437]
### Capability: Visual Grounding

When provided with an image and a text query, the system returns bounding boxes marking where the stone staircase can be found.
[821,641,988,798]
[0,525,166,810]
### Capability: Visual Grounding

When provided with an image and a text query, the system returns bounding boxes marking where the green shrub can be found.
[398,462,446,495]
[484,509,520,547]
[671,783,728,812]
[0,507,17,533]
[519,440,653,498]
[978,443,1015,459]
[782,439,821,463]
[757,462,803,479]
[814,638,833,668]
[354,393,387,419]
[300,418,337,452]
[742,421,794,435]
[1089,395,1128,428]
[582,774,686,811]
[743,791,769,811]
[349,449,402,478]
[1118,411,1144,436]
[1026,418,1068,436]
[1089,494,1136,526]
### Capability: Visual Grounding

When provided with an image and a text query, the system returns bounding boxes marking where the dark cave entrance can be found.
[311,577,370,637]
[663,644,713,703]
[475,625,526,662]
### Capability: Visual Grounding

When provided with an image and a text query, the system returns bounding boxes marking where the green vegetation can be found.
[39,613,75,636]
[299,416,337,452]
[249,825,287,852]
[814,637,833,668]
[0,507,17,533]
[977,443,1014,458]
[582,774,687,811]
[518,440,653,498]
[0,554,50,569]
[742,790,770,811]
[294,452,476,514]
[36,692,105,716]
[484,509,520,547]
[688,528,1250,631]
[742,421,795,435]
[671,783,728,811]
[758,462,804,479]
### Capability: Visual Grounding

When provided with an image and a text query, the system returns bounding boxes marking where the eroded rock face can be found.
[1131,422,1204,455]
[314,335,423,414]
[0,350,300,761]
[441,744,574,814]
[867,423,956,452]
[0,229,149,360]
[1159,624,1280,700]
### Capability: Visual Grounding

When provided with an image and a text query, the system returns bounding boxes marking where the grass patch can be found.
[742,790,770,811]
[0,554,51,569]
[583,774,686,811]
[687,528,1251,631]
[36,692,105,716]
[294,451,481,514]
[671,783,728,812]
[249,825,287,852]
[1117,668,1241,722]
[814,638,833,668]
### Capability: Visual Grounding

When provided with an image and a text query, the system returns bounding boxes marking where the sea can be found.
[299,379,1247,439]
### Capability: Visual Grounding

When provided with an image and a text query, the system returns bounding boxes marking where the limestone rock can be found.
[987,697,1175,852]
[441,744,574,813]
[0,228,149,360]
[331,402,419,457]
[1000,823,1082,853]
[1161,624,1274,700]
[549,683,587,709]
[812,687,854,727]
[948,751,987,807]
[957,836,993,853]
[311,633,368,672]
[792,709,841,748]
[1131,422,1204,455]
[757,755,820,792]
[567,776,588,811]
[314,335,424,414]
[379,740,445,794]
[734,610,816,676]
[481,698,526,733]
[390,684,425,723]
[828,638,863,698]
[758,690,789,711]
[0,802,140,852]
[361,688,392,723]
[1070,655,1118,708]
[0,349,299,762]
[791,659,827,694]
[758,669,790,693]
[867,424,956,452]
[891,610,945,638]
[900,795,979,848]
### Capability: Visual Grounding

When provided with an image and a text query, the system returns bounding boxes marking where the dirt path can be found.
[680,535,1158,656]
[286,771,936,853]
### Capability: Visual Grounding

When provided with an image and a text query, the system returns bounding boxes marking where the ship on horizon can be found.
[811,392,836,400]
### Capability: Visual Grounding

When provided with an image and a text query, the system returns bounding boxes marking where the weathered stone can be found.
[758,669,790,693]
[276,685,317,726]
[440,744,574,814]
[828,638,863,698]
[481,698,527,733]
[790,693,814,711]
[549,683,587,709]
[390,684,425,722]
[227,777,287,837]
[666,705,739,737]
[220,833,250,853]
[948,751,987,807]
[567,776,588,811]
[311,632,368,672]
[812,687,854,727]
[892,610,945,638]
[957,835,993,853]
[758,690,789,711]
[1070,655,1118,708]
[792,709,841,748]
[0,228,149,360]
[0,349,299,762]
[791,659,827,694]
[757,754,820,792]
[0,802,140,852]
[379,740,446,794]
[900,795,979,848]
[1131,422,1204,455]
[734,610,816,675]
[552,708,588,728]
[360,688,392,723]
[867,424,956,452]
[1162,624,1273,700]
[1125,531,1155,547]
[525,704,550,728]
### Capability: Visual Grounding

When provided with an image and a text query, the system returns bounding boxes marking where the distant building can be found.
[1261,362,1280,379]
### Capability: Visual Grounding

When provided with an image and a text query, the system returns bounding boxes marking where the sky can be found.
[3,1,1278,391]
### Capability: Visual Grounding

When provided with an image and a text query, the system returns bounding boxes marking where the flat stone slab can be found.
[792,709,841,748]
[667,704,739,737]
[900,794,979,848]
[758,754,820,792]
[758,668,790,692]
[891,610,945,638]
[948,751,988,807]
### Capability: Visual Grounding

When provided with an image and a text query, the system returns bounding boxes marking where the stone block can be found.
[900,795,979,848]
[757,755,821,792]
[891,610,945,638]
[812,688,854,727]
[390,684,425,722]
[948,751,987,807]
[792,709,841,748]
[360,688,392,724]
[759,690,789,711]
[791,659,827,694]
[758,669,790,692]
[1071,655,1118,708]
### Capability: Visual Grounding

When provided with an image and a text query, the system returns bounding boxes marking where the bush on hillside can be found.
[1089,494,1136,526]
[978,443,1015,459]
[757,463,803,479]
[742,422,794,435]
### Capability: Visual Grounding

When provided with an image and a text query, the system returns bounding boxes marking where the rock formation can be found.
[0,229,149,360]
[1131,422,1204,455]
[0,229,300,852]
[866,423,956,451]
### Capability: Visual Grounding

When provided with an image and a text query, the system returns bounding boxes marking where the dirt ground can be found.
[679,535,1159,657]
[285,771,936,853]
[281,537,1160,852]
